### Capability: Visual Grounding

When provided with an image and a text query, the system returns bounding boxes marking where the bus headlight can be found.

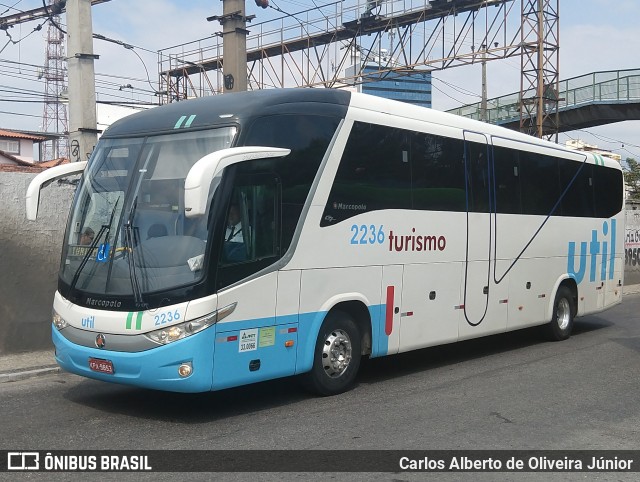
[52,310,68,330]
[143,302,236,346]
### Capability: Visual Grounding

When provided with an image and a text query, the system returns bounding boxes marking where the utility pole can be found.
[208,0,253,93]
[480,43,487,122]
[66,0,98,162]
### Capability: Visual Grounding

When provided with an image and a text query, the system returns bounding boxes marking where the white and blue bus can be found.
[27,89,624,395]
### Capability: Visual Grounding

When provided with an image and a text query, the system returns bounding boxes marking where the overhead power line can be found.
[0,1,24,16]
[0,0,111,29]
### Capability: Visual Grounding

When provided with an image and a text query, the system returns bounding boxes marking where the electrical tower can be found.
[41,0,68,161]
[158,0,561,141]
[519,0,559,140]
[158,1,524,103]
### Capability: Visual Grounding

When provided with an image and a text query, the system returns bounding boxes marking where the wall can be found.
[18,138,35,162]
[0,172,75,355]
[624,208,640,285]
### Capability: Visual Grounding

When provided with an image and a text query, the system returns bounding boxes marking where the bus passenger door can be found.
[212,174,298,390]
[460,132,508,339]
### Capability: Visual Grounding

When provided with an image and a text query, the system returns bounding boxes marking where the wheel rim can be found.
[556,298,571,330]
[322,329,352,378]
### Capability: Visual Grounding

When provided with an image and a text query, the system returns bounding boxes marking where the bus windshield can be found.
[60,127,236,297]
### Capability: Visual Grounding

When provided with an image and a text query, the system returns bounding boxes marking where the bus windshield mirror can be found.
[184,147,290,218]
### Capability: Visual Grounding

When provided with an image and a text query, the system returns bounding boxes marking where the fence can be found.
[447,69,640,124]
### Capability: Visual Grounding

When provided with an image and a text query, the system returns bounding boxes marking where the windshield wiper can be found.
[123,197,147,309]
[70,197,120,293]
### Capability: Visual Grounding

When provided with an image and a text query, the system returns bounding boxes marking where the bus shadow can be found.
[63,314,614,422]
[358,314,614,385]
[63,374,312,423]
[572,315,614,335]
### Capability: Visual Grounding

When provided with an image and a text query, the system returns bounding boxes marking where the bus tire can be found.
[544,286,575,341]
[304,310,362,396]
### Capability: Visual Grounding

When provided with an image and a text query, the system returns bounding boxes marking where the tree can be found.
[623,157,640,202]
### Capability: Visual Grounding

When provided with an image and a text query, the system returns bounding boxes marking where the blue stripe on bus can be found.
[369,303,389,358]
[53,303,391,393]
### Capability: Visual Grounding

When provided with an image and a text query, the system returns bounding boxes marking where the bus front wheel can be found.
[305,310,362,396]
[545,285,575,341]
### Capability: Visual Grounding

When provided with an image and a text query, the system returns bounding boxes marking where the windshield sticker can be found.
[258,327,276,348]
[187,254,204,272]
[239,329,258,352]
[72,246,96,257]
[96,243,110,263]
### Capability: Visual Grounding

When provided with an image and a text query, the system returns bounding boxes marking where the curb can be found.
[0,366,61,383]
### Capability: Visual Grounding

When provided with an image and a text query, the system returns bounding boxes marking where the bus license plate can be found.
[88,358,114,375]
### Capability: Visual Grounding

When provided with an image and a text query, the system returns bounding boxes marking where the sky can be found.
[1,0,639,161]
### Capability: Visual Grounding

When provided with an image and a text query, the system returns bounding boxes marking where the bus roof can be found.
[102,87,622,171]
[103,88,351,138]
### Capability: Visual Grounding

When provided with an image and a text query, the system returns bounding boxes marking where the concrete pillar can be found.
[222,0,248,92]
[66,0,98,162]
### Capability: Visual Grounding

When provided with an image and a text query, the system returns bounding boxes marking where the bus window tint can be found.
[465,141,491,213]
[322,122,412,225]
[519,151,560,215]
[594,165,623,217]
[244,114,340,249]
[493,146,521,214]
[322,123,623,225]
[220,181,278,266]
[560,161,594,217]
[411,132,465,211]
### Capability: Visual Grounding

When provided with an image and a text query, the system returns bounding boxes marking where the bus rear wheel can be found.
[544,285,575,341]
[305,310,362,396]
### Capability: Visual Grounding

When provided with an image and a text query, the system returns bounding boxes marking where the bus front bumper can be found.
[52,325,216,393]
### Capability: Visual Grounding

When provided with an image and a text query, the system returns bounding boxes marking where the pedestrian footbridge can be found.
[446,69,640,133]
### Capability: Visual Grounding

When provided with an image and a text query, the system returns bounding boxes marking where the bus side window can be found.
[219,177,280,267]
[519,151,560,216]
[411,132,465,212]
[594,164,623,217]
[560,161,594,217]
[321,122,411,225]
[493,145,521,214]
[465,141,490,213]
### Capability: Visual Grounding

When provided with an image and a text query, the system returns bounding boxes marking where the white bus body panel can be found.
[282,99,624,358]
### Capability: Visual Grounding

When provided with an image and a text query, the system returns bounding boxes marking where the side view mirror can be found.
[26,161,87,221]
[184,146,290,218]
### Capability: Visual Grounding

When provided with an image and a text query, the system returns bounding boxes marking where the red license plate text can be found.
[88,358,114,374]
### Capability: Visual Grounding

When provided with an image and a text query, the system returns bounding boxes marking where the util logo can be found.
[567,219,616,284]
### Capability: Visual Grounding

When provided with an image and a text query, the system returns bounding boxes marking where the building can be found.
[346,50,432,107]
[0,129,47,165]
[565,139,622,163]
[0,129,64,169]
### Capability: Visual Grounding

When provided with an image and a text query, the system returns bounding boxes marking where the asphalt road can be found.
[1,295,640,481]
